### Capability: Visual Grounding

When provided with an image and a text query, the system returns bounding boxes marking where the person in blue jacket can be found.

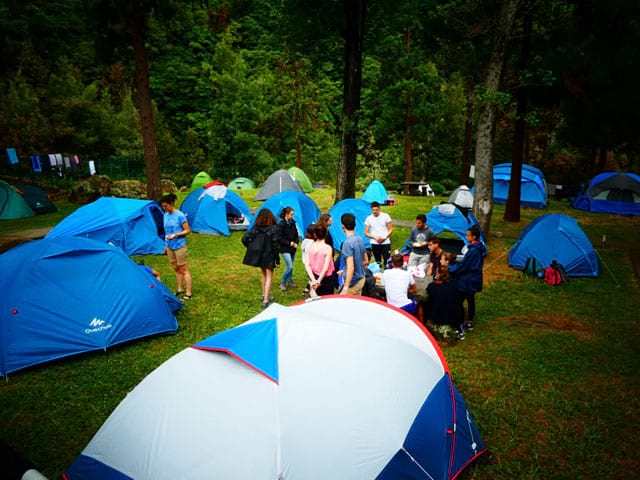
[448,224,486,331]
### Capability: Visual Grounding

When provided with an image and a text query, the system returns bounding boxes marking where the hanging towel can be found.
[31,155,42,172]
[6,148,18,165]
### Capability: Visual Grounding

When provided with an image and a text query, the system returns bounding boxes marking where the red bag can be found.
[543,265,563,286]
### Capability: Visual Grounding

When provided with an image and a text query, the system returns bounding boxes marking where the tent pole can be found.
[595,248,621,288]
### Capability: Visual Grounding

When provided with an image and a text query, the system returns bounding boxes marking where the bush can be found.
[430,182,446,195]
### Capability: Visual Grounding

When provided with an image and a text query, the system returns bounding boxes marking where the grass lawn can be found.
[1,189,639,479]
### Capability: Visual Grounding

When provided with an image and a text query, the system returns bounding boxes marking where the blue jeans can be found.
[281,252,295,285]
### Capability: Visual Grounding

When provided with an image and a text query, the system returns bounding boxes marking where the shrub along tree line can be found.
[1,1,640,207]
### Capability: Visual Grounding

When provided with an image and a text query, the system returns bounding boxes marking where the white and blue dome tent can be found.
[0,237,181,377]
[46,197,166,256]
[572,171,640,216]
[251,190,320,239]
[491,163,548,209]
[181,184,253,235]
[361,179,389,204]
[328,197,372,249]
[65,296,486,480]
[508,213,599,277]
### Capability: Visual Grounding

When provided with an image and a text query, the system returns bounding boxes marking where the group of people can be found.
[158,193,485,341]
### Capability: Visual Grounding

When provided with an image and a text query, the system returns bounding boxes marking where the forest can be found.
[1,0,640,206]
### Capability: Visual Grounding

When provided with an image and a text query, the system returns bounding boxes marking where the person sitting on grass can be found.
[382,252,418,318]
[425,264,465,339]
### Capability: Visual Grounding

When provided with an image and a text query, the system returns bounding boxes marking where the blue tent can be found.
[251,191,320,238]
[181,184,252,236]
[572,171,640,216]
[328,198,372,249]
[508,213,599,277]
[426,203,483,244]
[46,197,165,255]
[491,163,548,209]
[361,180,389,204]
[0,237,181,377]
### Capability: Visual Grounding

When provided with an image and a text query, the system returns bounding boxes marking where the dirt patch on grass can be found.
[494,314,595,340]
[0,228,51,253]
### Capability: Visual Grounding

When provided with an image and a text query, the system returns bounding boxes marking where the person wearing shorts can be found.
[160,193,193,301]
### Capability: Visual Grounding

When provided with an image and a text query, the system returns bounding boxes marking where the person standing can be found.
[160,193,193,300]
[364,201,394,267]
[448,224,486,330]
[304,224,335,296]
[242,209,281,308]
[277,206,299,291]
[382,252,418,317]
[339,213,367,295]
[407,214,434,267]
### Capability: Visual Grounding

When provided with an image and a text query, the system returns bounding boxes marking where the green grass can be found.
[1,191,639,478]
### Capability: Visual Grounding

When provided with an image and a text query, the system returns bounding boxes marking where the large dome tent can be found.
[46,197,166,256]
[0,180,35,220]
[328,197,372,249]
[508,213,599,277]
[65,296,486,480]
[0,237,181,377]
[490,163,548,209]
[251,190,320,238]
[572,171,640,216]
[180,184,252,235]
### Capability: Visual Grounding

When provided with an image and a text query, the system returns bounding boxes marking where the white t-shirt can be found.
[365,212,392,245]
[382,268,415,308]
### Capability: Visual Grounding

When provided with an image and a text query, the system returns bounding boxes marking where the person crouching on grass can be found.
[160,193,193,301]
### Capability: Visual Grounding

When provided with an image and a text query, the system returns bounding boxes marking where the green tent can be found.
[190,171,214,191]
[0,180,35,220]
[228,177,256,190]
[288,166,313,193]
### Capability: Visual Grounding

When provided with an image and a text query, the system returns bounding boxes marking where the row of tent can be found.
[0,180,57,219]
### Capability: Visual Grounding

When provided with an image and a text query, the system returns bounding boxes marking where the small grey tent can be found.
[255,169,303,201]
[448,185,474,211]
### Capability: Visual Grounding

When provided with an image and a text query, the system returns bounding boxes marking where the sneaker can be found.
[279,284,287,291]
[457,330,466,340]
[182,294,193,301]
[463,321,474,331]
[288,281,298,289]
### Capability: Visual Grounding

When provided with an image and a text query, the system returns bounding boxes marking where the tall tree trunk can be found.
[460,94,474,185]
[336,0,366,203]
[131,0,161,200]
[404,29,413,194]
[472,0,519,236]
[504,10,532,223]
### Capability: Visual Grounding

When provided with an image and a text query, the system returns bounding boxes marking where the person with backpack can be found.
[448,224,486,331]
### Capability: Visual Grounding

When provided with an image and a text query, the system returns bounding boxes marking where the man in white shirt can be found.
[383,253,418,317]
[364,201,393,267]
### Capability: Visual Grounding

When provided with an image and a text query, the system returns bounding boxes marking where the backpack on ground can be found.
[543,260,568,286]
[522,257,543,278]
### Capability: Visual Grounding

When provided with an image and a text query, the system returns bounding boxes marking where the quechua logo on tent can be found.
[85,317,113,334]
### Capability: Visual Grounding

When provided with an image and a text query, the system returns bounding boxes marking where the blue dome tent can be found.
[181,184,252,235]
[65,297,486,480]
[572,171,640,216]
[251,190,320,238]
[426,203,483,244]
[46,197,165,255]
[362,180,389,204]
[491,163,548,209]
[508,213,599,277]
[0,237,181,377]
[328,198,372,249]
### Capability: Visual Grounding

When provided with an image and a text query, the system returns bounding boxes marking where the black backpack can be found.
[522,257,543,278]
